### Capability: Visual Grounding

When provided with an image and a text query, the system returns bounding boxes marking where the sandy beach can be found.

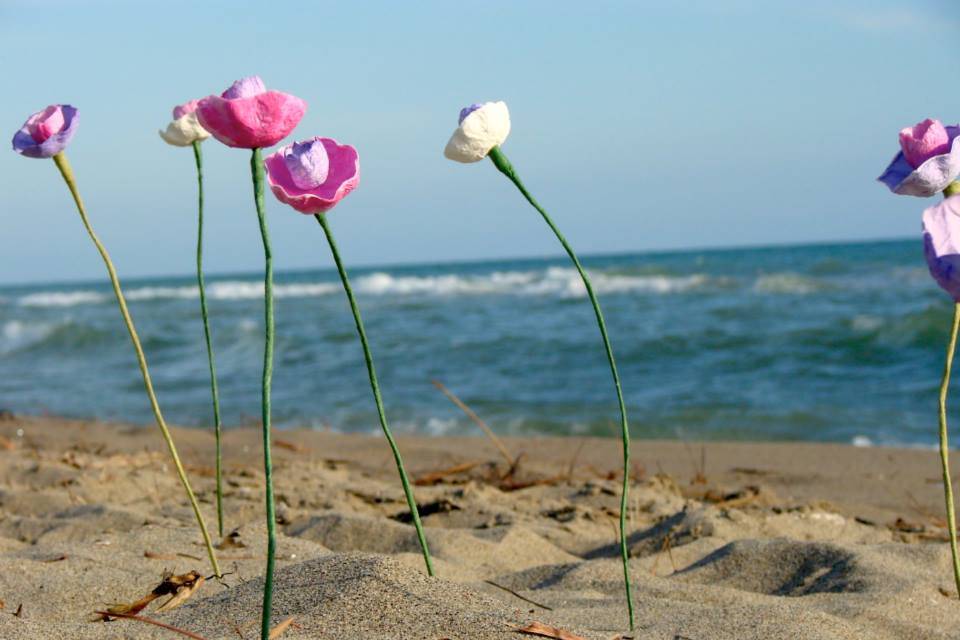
[0,414,956,639]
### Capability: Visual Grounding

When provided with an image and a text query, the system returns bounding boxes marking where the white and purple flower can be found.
[159,99,210,147]
[443,101,511,163]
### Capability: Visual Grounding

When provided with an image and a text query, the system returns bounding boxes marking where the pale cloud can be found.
[837,6,958,33]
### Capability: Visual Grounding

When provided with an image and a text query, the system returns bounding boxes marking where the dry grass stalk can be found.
[432,380,514,466]
[513,621,588,639]
[268,616,297,638]
[413,461,481,485]
[94,610,208,639]
[483,580,553,610]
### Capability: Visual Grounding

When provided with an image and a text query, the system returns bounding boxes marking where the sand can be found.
[1,414,959,638]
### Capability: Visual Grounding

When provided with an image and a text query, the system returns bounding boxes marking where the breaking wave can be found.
[14,268,718,307]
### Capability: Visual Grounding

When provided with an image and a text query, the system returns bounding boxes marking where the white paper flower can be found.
[159,111,210,147]
[443,101,511,163]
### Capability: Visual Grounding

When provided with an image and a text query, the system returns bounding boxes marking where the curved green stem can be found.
[315,213,434,576]
[487,146,634,630]
[193,141,225,540]
[51,151,221,578]
[939,302,960,597]
[251,149,277,640]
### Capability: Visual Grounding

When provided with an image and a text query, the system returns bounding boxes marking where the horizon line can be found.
[0,234,916,290]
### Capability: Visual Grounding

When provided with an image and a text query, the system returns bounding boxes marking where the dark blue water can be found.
[0,239,950,446]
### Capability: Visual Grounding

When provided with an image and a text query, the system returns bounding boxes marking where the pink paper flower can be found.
[878,119,960,197]
[11,104,79,158]
[196,76,306,149]
[264,137,359,214]
[900,119,951,169]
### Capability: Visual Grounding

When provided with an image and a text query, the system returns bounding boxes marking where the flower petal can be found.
[923,195,960,300]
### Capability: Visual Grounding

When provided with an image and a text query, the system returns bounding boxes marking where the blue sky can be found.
[1,0,958,284]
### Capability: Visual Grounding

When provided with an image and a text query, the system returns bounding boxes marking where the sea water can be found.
[0,239,949,446]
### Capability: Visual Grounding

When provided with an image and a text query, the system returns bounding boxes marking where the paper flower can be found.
[443,98,634,629]
[264,137,359,214]
[443,101,511,163]
[9,103,222,579]
[11,104,79,158]
[878,119,960,197]
[923,195,960,300]
[159,99,210,147]
[196,76,306,149]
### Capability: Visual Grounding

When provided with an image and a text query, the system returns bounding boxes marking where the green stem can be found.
[251,149,276,640]
[939,302,960,597]
[945,181,960,198]
[51,151,221,578]
[193,141,225,540]
[487,145,634,630]
[315,213,435,577]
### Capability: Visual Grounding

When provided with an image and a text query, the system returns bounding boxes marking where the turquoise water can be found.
[0,239,951,446]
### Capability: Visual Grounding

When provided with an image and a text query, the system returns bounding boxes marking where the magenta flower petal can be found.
[923,195,960,300]
[11,104,79,159]
[264,137,359,214]
[196,77,306,149]
[878,125,960,197]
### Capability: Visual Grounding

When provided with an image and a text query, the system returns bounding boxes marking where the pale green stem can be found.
[487,145,634,630]
[945,181,960,198]
[315,213,435,576]
[939,302,960,597]
[51,151,221,578]
[192,141,225,540]
[250,148,277,640]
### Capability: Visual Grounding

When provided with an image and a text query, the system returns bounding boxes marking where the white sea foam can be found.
[851,435,874,447]
[851,314,883,332]
[752,272,823,295]
[354,268,711,298]
[13,267,714,307]
[19,291,107,307]
[0,320,60,352]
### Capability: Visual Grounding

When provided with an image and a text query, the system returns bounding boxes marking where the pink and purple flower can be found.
[11,104,79,159]
[196,76,306,149]
[264,137,359,214]
[878,118,960,197]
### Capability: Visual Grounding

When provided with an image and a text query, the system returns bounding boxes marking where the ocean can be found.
[0,239,951,447]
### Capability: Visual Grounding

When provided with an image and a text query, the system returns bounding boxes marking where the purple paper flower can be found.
[264,137,359,214]
[11,104,79,159]
[923,195,960,300]
[878,119,960,197]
